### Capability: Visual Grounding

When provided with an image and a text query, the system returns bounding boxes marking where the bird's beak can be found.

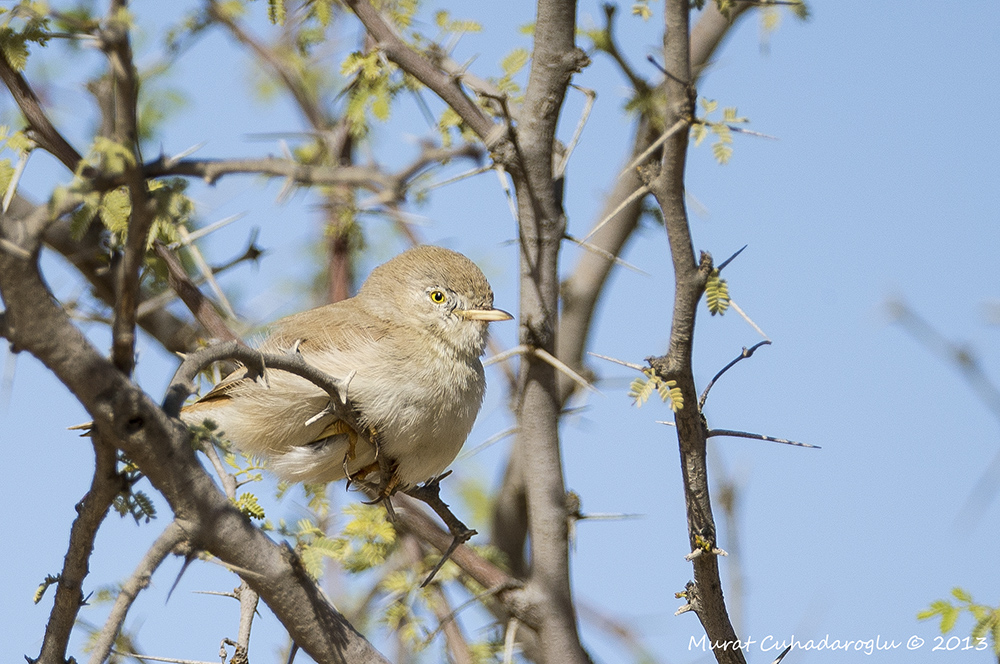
[456,307,514,322]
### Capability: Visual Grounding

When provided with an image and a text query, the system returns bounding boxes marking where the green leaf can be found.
[669,386,684,411]
[952,587,973,603]
[233,493,266,520]
[5,129,35,156]
[34,574,61,604]
[99,188,132,234]
[705,270,730,315]
[500,48,530,76]
[267,0,286,25]
[0,159,14,196]
[628,375,655,406]
[761,7,780,34]
[313,0,332,26]
[0,39,26,71]
[940,605,960,633]
[691,123,707,147]
[712,141,733,165]
[700,98,719,114]
[632,2,652,20]
[87,137,137,176]
[68,191,101,240]
[371,90,390,121]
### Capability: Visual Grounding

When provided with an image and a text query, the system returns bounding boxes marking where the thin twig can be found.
[706,428,820,449]
[421,582,517,645]
[0,51,83,171]
[483,344,529,367]
[166,213,245,249]
[533,347,600,395]
[425,164,494,191]
[457,427,517,460]
[112,652,218,664]
[2,146,31,213]
[88,522,187,664]
[403,477,477,587]
[503,618,520,664]
[37,439,125,664]
[699,340,772,410]
[599,4,650,96]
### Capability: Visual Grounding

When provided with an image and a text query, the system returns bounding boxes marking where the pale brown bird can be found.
[181,245,512,490]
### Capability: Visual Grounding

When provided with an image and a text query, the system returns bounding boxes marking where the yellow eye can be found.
[429,289,446,304]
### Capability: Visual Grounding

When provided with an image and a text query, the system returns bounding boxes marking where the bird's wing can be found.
[192,301,391,406]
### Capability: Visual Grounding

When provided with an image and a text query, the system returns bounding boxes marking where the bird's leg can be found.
[354,426,401,521]
[404,472,477,587]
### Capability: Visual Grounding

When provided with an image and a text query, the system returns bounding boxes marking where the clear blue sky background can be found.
[3,2,999,663]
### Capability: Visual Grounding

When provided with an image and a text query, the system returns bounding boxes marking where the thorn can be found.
[163,141,208,168]
[588,351,647,372]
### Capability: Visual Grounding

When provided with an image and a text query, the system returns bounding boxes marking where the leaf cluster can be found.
[691,98,748,165]
[0,2,51,72]
[289,503,397,578]
[629,368,683,412]
[919,587,1000,655]
[113,453,157,524]
[705,268,730,315]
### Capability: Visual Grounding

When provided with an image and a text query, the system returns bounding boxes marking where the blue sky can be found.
[3,2,1000,663]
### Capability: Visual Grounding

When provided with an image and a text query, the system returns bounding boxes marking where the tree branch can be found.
[556,1,752,404]
[342,0,505,152]
[36,437,126,664]
[0,217,389,664]
[207,1,331,133]
[508,0,592,662]
[152,241,240,344]
[643,0,744,659]
[101,1,153,376]
[88,521,187,664]
[0,51,83,171]
[143,145,482,202]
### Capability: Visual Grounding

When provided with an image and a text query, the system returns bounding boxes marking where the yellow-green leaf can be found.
[705,270,730,315]
[99,188,132,234]
[500,48,530,76]
[712,142,733,165]
[267,0,286,25]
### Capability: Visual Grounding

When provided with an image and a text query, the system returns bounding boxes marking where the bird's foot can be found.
[356,458,400,524]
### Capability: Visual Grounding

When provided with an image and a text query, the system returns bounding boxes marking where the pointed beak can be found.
[456,307,514,322]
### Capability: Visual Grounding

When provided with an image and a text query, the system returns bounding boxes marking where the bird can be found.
[181,245,512,493]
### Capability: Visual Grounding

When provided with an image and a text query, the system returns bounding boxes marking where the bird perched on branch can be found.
[181,245,512,493]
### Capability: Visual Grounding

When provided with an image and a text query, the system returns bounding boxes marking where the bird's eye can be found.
[429,289,447,304]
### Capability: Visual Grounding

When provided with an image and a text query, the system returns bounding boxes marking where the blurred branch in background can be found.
[888,298,1000,529]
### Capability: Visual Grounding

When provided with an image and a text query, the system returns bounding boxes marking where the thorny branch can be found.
[87,521,188,664]
[0,205,390,663]
[152,241,241,344]
[0,51,83,172]
[36,438,126,664]
[343,0,506,152]
[102,0,154,377]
